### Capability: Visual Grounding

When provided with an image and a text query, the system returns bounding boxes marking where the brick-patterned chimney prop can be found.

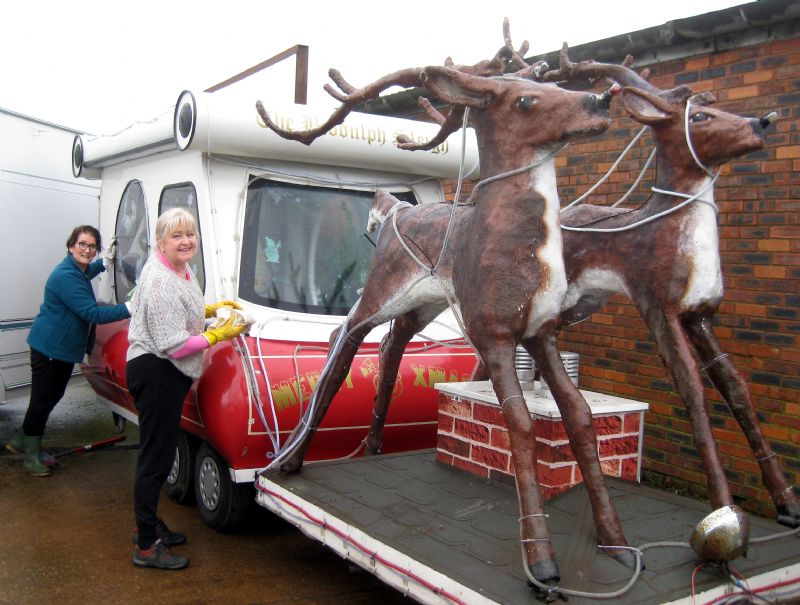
[435,381,646,501]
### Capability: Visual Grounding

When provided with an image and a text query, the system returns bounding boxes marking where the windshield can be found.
[239,177,416,316]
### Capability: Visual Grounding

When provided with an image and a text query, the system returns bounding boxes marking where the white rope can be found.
[435,108,472,268]
[610,148,656,207]
[463,143,568,206]
[562,126,649,210]
[561,172,719,233]
[685,98,715,177]
[232,332,281,454]
[254,321,284,453]
[374,200,412,243]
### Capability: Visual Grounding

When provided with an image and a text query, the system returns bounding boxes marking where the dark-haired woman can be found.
[5,225,130,476]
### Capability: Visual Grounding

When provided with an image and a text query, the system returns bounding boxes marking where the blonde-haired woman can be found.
[126,208,245,570]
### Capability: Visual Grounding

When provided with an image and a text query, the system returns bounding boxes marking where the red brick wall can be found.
[553,38,800,517]
[441,37,799,517]
[436,393,643,500]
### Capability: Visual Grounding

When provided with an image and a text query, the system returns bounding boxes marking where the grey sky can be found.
[2,0,745,134]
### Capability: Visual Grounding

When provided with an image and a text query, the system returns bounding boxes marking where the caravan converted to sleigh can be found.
[72,90,479,529]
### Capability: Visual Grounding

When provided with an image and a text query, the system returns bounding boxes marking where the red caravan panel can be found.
[82,322,478,473]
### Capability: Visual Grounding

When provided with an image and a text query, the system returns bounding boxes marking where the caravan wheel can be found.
[194,442,252,531]
[165,431,195,504]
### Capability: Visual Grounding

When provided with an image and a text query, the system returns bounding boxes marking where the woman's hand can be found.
[103,238,117,271]
[202,315,247,346]
[204,299,243,319]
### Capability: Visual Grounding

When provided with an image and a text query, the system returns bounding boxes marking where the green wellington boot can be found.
[22,435,51,477]
[5,429,24,454]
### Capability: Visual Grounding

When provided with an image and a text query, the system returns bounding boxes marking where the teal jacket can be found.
[27,254,130,363]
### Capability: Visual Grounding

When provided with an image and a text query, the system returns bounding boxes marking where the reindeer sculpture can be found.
[530,47,800,528]
[363,46,799,536]
[256,28,636,586]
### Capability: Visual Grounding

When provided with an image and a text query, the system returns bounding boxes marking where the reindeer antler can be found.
[256,67,427,146]
[538,42,657,94]
[256,19,535,150]
[393,18,533,152]
[453,17,530,76]
[396,101,466,151]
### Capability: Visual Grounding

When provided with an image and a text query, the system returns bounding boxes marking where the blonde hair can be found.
[155,208,198,244]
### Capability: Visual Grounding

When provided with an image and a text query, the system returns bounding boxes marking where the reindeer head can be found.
[539,43,774,176]
[417,67,613,172]
[618,86,771,169]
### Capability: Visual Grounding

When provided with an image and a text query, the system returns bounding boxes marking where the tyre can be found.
[165,431,195,504]
[194,441,252,531]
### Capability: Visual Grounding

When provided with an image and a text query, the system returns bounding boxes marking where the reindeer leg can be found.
[525,332,636,570]
[686,315,800,527]
[643,309,734,509]
[279,318,374,473]
[479,340,560,585]
[366,311,438,456]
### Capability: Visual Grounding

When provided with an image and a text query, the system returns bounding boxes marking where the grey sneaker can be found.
[132,540,189,570]
[133,519,187,547]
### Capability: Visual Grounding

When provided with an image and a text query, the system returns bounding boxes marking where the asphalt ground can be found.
[0,378,410,605]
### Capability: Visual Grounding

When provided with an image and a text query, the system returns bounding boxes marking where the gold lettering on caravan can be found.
[428,367,447,385]
[271,381,299,411]
[412,364,427,387]
[257,111,295,132]
[306,370,321,392]
[360,358,376,378]
[365,126,385,146]
[326,123,387,146]
[292,374,310,407]
[267,371,326,411]
[302,116,321,131]
[344,369,354,389]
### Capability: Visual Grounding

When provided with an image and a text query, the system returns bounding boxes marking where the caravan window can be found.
[239,178,416,315]
[113,180,149,302]
[159,183,205,292]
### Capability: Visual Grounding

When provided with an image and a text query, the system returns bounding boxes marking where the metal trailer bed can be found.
[256,450,800,604]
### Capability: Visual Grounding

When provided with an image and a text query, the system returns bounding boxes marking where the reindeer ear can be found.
[691,91,717,106]
[420,66,497,109]
[619,86,675,125]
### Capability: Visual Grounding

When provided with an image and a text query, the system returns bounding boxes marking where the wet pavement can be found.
[0,378,409,605]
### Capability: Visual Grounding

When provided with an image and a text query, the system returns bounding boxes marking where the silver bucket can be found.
[515,347,579,388]
[515,345,535,382]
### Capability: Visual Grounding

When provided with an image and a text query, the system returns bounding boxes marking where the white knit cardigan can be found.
[126,254,206,379]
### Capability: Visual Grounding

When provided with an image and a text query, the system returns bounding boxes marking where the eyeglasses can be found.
[76,242,98,252]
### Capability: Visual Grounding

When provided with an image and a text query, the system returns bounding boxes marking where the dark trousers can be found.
[126,354,192,549]
[22,348,75,437]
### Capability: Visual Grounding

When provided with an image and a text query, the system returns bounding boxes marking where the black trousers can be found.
[22,348,75,437]
[126,354,192,549]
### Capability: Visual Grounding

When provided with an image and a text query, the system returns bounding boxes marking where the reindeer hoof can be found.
[363,440,382,456]
[776,499,800,528]
[527,562,565,602]
[279,456,304,475]
[606,548,641,570]
[526,560,560,586]
[777,513,800,529]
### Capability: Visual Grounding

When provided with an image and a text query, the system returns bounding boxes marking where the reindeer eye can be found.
[690,112,711,123]
[517,96,537,111]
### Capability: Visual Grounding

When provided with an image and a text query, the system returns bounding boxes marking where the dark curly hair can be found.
[66,225,102,252]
